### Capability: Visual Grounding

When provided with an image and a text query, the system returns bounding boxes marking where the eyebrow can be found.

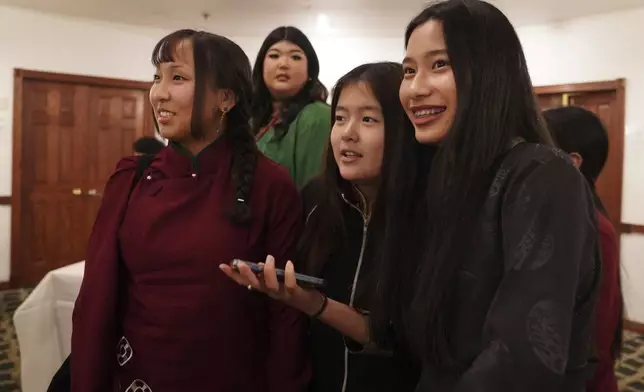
[402,48,448,64]
[268,48,304,54]
[336,105,381,112]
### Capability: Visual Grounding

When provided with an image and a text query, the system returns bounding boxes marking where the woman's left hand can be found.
[219,255,323,315]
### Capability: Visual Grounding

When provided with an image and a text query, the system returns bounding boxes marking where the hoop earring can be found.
[216,107,228,134]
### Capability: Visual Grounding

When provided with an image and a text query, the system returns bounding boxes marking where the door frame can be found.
[10,69,154,287]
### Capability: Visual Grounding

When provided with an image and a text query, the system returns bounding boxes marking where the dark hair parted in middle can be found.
[250,26,328,138]
[374,0,555,366]
[151,29,257,224]
[297,62,429,305]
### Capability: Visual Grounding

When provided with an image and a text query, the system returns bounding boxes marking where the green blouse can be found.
[256,101,332,189]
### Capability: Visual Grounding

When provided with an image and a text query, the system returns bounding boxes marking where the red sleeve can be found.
[262,162,311,392]
[587,212,621,392]
[72,157,138,392]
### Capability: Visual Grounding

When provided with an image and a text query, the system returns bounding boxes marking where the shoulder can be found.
[300,177,325,218]
[597,211,618,246]
[254,152,299,196]
[294,101,331,124]
[502,143,585,189]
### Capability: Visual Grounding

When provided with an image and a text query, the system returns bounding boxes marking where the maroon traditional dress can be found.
[71,136,310,392]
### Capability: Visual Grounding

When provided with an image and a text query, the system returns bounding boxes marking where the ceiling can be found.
[1,0,644,37]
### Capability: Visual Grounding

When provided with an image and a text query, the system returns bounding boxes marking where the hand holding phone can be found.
[230,259,326,289]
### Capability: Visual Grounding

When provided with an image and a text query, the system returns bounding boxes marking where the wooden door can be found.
[84,87,149,234]
[11,70,152,287]
[17,80,91,284]
[535,81,625,233]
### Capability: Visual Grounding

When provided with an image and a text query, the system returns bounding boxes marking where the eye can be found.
[432,59,450,69]
[268,53,279,59]
[334,115,346,122]
[292,54,303,61]
[403,67,416,76]
[362,116,378,123]
[172,74,186,81]
[153,74,160,82]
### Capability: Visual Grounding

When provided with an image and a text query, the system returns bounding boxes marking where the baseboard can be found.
[624,319,644,334]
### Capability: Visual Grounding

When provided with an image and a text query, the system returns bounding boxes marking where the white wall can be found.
[1,4,643,324]
[516,7,644,324]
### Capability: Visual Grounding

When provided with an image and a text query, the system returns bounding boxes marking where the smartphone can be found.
[230,259,326,289]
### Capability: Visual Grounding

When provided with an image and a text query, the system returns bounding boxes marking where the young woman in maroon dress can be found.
[70,29,310,392]
[544,106,623,392]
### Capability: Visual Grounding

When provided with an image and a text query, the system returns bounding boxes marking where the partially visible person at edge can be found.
[133,136,166,156]
[251,26,331,188]
[69,29,310,392]
[375,1,601,391]
[544,106,623,392]
[221,62,425,392]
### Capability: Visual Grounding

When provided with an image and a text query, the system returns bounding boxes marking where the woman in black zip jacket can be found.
[221,62,428,391]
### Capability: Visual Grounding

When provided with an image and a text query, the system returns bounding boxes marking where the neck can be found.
[178,132,221,156]
[353,183,377,216]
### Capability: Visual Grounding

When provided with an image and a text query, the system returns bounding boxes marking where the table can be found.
[13,261,85,392]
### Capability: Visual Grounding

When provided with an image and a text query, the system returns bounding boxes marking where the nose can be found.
[149,80,170,105]
[277,56,289,69]
[340,118,359,142]
[408,70,433,99]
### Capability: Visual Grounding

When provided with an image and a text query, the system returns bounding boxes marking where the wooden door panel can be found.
[17,81,89,284]
[87,87,147,189]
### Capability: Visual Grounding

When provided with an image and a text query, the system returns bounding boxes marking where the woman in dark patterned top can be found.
[373,1,601,391]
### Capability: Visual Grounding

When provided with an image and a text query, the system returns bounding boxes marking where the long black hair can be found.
[297,62,428,287]
[543,106,623,358]
[375,0,554,366]
[151,29,256,224]
[250,26,328,138]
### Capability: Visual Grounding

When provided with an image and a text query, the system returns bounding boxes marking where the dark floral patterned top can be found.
[415,143,600,392]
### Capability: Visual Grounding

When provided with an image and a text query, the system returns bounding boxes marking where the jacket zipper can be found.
[340,191,370,392]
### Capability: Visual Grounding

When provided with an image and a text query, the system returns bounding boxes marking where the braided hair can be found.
[151,29,257,224]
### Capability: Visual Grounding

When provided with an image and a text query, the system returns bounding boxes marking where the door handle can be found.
[72,188,82,196]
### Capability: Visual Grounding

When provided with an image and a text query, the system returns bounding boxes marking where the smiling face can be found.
[400,20,457,145]
[149,39,226,146]
[330,82,385,187]
[262,40,309,100]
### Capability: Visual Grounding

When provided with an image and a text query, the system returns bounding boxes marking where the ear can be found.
[569,152,583,169]
[218,89,237,112]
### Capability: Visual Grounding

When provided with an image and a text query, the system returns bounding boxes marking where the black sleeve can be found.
[453,156,598,391]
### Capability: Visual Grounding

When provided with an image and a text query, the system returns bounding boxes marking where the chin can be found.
[414,126,447,145]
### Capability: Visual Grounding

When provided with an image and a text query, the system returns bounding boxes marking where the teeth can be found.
[159,110,174,117]
[414,108,445,117]
[343,151,359,157]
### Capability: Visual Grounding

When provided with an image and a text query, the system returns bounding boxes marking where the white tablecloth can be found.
[13,261,85,392]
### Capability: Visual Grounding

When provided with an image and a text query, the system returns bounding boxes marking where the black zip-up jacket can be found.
[301,179,419,392]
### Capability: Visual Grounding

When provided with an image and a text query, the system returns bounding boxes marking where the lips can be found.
[408,105,447,126]
[156,108,176,125]
[339,149,363,163]
[276,74,290,81]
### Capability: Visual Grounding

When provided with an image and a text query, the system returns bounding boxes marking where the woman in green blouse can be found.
[251,26,331,188]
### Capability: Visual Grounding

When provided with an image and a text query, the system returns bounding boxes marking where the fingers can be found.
[263,255,280,292]
[284,261,297,292]
[237,262,263,289]
[219,264,249,286]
